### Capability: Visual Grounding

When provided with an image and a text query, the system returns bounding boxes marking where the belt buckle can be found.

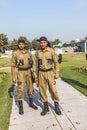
[44,69,47,72]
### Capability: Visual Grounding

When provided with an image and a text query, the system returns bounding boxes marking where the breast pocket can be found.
[47,59,53,65]
[17,59,24,66]
[28,58,33,66]
[45,54,53,65]
[38,58,42,66]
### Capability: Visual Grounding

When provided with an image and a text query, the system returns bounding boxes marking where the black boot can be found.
[29,98,38,110]
[41,102,49,116]
[54,102,61,115]
[18,100,24,115]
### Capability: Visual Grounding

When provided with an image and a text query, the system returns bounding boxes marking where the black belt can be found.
[18,67,31,71]
[39,68,52,72]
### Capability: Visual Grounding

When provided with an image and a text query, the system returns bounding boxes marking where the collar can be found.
[18,49,27,54]
[40,47,50,52]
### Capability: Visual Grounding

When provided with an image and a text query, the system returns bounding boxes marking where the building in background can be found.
[77,40,87,53]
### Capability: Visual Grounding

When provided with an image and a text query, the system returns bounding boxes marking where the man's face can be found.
[39,41,48,49]
[18,42,25,50]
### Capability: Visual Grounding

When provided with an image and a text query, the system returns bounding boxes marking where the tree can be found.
[62,42,68,47]
[31,39,39,50]
[84,36,87,42]
[51,39,62,47]
[70,40,78,47]
[0,33,8,52]
[10,39,18,50]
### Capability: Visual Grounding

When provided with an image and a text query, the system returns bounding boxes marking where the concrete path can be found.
[0,67,11,72]
[9,78,87,130]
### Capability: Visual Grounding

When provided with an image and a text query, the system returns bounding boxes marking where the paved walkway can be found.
[0,67,11,72]
[9,78,87,130]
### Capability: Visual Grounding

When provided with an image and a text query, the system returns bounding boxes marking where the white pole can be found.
[85,42,86,53]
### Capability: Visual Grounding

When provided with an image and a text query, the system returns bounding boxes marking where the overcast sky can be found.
[0,0,87,42]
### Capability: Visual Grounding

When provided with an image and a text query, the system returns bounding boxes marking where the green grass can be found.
[60,53,87,96]
[0,58,11,68]
[0,72,13,130]
[0,77,3,83]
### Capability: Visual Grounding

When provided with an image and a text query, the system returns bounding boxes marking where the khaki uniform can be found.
[11,49,34,100]
[33,47,60,102]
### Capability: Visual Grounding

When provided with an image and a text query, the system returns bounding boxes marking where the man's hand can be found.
[54,76,58,79]
[11,66,16,83]
[12,77,16,83]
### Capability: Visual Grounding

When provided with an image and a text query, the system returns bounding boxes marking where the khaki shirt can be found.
[33,47,59,77]
[11,49,33,69]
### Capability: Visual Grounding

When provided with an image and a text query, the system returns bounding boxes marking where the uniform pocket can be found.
[47,59,53,64]
[17,59,24,66]
[38,59,42,66]
[28,58,33,66]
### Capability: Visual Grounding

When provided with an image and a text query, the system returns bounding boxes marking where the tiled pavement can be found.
[9,78,87,130]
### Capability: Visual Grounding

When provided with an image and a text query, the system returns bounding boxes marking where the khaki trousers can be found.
[17,70,34,100]
[39,71,59,102]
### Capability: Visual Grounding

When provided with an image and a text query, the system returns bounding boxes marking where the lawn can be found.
[0,72,13,130]
[0,58,11,68]
[0,58,13,130]
[59,53,87,96]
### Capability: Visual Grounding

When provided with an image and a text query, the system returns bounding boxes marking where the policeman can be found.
[55,47,63,64]
[33,36,61,116]
[11,39,38,115]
